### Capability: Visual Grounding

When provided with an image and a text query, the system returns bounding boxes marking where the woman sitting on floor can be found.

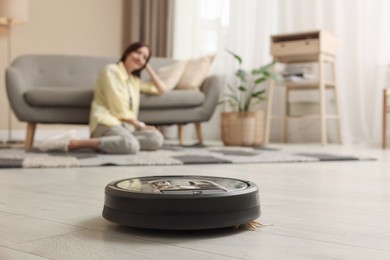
[37,42,167,154]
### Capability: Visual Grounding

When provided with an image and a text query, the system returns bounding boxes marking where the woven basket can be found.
[221,111,264,146]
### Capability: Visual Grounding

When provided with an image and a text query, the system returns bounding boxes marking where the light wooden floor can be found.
[0,144,389,260]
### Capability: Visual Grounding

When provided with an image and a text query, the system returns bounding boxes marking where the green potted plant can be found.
[219,50,283,146]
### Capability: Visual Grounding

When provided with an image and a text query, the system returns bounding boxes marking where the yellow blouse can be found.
[89,62,158,134]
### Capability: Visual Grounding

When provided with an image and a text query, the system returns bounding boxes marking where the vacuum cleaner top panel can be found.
[109,176,250,195]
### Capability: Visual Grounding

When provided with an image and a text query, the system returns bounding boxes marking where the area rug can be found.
[0,145,374,169]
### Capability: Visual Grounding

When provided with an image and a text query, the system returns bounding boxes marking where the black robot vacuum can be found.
[103,175,260,230]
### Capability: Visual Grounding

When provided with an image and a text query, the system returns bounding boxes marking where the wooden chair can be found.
[383,89,390,148]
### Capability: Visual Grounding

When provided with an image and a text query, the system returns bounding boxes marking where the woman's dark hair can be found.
[119,42,152,78]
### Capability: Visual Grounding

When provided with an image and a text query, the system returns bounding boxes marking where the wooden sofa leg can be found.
[195,122,203,145]
[178,125,184,145]
[25,122,36,150]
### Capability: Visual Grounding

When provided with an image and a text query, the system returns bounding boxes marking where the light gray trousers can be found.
[92,124,164,154]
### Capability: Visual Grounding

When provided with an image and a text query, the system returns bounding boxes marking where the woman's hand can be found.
[133,120,157,131]
[125,119,150,131]
[135,121,157,131]
[142,125,157,131]
[145,63,167,95]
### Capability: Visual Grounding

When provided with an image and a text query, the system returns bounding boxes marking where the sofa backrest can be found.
[12,55,116,89]
[11,54,176,89]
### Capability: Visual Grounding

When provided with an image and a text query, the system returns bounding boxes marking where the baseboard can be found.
[0,128,90,142]
[0,126,220,144]
[0,129,28,142]
[0,128,199,144]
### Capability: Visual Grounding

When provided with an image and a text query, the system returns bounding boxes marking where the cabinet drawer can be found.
[271,39,320,57]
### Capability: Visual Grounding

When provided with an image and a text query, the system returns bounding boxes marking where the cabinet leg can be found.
[383,89,388,149]
[319,55,327,146]
[265,80,275,144]
[284,87,289,143]
[332,59,343,144]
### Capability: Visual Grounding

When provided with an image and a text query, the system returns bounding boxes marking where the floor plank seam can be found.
[0,244,52,259]
[263,213,390,228]
[6,229,88,248]
[257,230,390,252]
[0,209,90,230]
[86,227,247,260]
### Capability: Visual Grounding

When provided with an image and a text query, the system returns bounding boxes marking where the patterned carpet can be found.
[0,145,374,169]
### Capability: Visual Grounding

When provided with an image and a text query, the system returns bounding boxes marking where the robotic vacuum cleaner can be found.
[103,175,260,230]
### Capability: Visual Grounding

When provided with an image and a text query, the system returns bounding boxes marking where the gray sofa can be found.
[6,54,223,149]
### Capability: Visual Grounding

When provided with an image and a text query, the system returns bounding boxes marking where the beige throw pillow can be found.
[156,60,188,91]
[175,55,215,90]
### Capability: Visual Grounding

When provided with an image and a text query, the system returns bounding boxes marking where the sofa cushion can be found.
[156,60,188,91]
[176,55,215,90]
[140,90,205,109]
[24,87,205,110]
[24,87,93,108]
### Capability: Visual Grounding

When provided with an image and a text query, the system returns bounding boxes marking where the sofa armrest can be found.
[198,74,225,121]
[6,67,31,120]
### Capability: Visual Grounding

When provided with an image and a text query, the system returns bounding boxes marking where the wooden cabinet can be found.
[265,30,342,145]
[270,30,338,61]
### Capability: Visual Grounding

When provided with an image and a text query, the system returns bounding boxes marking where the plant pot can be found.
[220,111,264,146]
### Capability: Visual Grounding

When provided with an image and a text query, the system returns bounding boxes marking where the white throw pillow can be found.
[156,61,188,91]
[175,55,215,90]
